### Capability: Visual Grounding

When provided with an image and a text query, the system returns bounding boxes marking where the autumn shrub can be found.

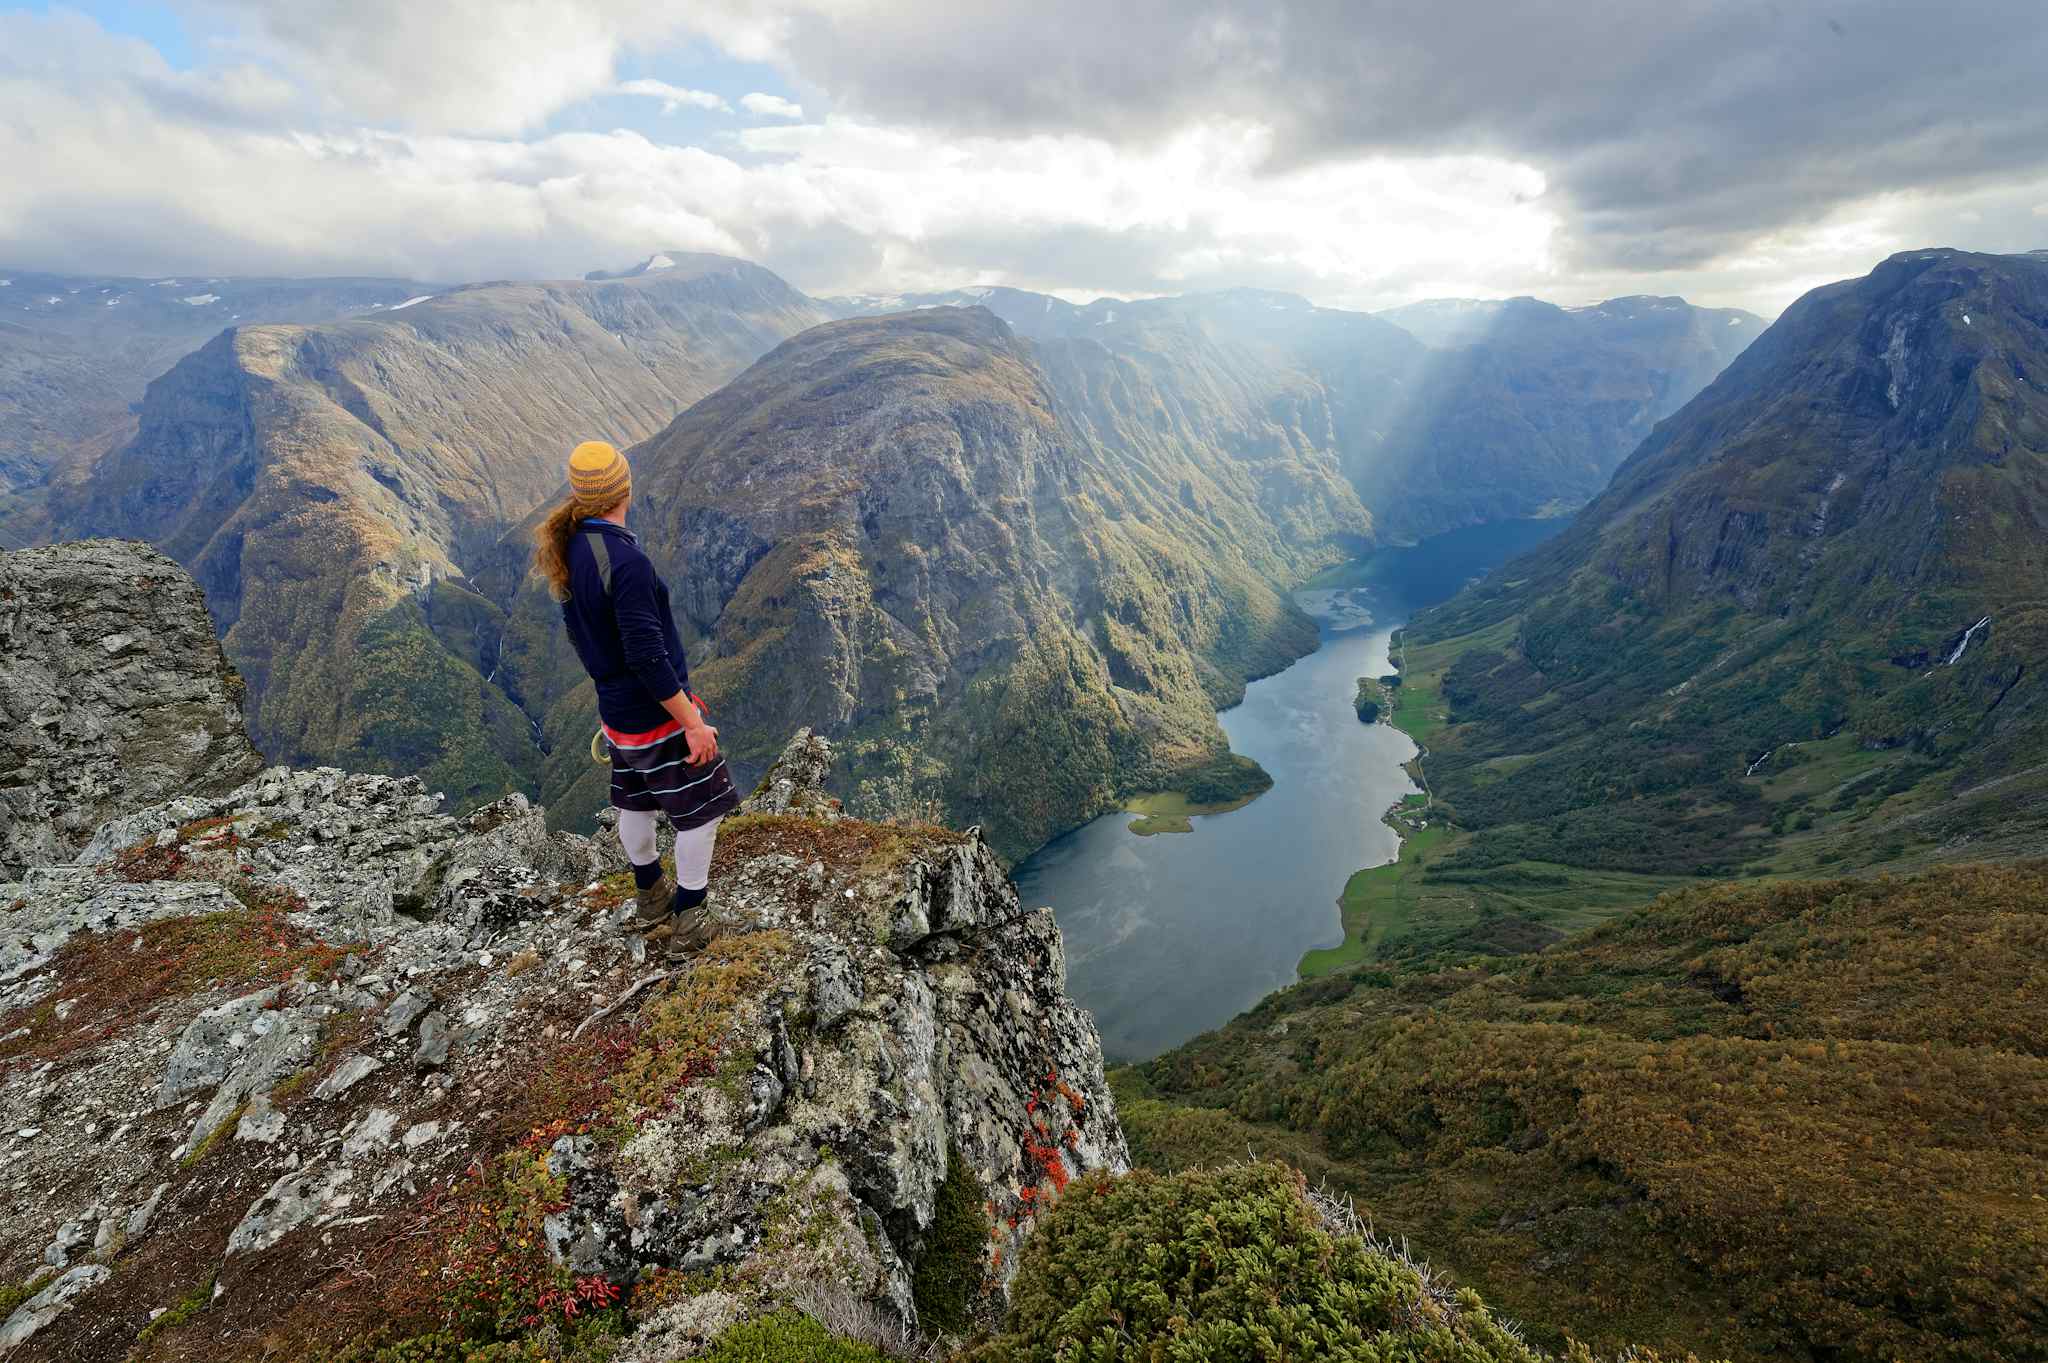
[967,1162,1542,1362]
[428,1144,623,1338]
[0,902,352,1065]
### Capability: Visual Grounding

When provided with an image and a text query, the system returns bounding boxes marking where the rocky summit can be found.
[0,540,263,877]
[0,551,1126,1361]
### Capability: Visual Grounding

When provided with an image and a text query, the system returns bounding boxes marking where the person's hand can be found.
[684,719,720,765]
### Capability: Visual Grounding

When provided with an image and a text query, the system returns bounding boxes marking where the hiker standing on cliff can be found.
[533,440,741,960]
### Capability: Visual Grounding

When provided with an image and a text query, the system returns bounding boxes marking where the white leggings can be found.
[617,812,722,891]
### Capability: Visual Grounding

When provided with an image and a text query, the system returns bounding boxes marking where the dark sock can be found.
[631,859,662,891]
[673,884,708,912]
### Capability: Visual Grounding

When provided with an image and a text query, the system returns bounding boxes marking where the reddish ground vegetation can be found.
[712,813,967,877]
[1,899,355,1069]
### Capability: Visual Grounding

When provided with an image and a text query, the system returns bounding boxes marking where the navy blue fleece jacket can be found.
[560,519,690,733]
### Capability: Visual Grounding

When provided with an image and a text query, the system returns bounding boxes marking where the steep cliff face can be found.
[0,710,1126,1359]
[0,539,263,875]
[66,258,831,809]
[490,307,1352,860]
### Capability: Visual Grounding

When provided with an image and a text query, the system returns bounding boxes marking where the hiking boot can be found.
[664,902,723,964]
[629,873,676,939]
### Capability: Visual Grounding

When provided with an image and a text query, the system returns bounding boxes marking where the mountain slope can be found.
[1379,293,1763,350]
[1127,863,2048,1362]
[491,306,1370,860]
[66,256,830,807]
[1389,247,2048,926]
[0,271,429,543]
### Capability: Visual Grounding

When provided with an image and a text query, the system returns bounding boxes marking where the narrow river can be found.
[1014,518,1563,1061]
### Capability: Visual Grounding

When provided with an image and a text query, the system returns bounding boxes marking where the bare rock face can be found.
[0,539,264,876]
[0,725,1125,1359]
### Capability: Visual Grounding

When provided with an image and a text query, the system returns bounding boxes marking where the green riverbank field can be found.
[1297,612,1683,971]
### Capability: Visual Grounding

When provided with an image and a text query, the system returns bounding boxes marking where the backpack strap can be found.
[582,528,615,595]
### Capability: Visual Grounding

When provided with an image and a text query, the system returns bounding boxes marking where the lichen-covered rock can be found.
[745,728,839,818]
[0,539,264,876]
[0,1265,111,1351]
[0,726,1125,1360]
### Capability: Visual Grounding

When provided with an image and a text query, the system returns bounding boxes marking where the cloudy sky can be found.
[4,1,2047,316]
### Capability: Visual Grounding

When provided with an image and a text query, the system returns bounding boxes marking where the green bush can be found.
[968,1162,1540,1362]
[913,1145,990,1334]
[699,1311,888,1362]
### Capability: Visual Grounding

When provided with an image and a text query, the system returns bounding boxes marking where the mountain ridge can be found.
[61,261,833,808]
[0,271,434,544]
[486,304,1360,860]
[1358,246,2048,945]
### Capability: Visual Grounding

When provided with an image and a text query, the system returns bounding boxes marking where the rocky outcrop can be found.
[0,539,264,876]
[0,726,1125,1359]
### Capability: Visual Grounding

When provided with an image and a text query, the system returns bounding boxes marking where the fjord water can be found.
[1016,517,1564,1061]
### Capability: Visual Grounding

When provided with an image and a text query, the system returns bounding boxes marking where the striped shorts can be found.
[605,717,742,831]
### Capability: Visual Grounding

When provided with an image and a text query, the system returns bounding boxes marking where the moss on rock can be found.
[912,1145,991,1335]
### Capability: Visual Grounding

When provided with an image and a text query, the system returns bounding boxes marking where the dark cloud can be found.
[755,0,2048,271]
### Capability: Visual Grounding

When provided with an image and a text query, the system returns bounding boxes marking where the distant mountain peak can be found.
[583,250,746,281]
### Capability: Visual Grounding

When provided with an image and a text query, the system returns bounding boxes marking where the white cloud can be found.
[203,0,697,134]
[5,8,2044,316]
[0,17,1554,304]
[741,92,805,120]
[615,79,731,114]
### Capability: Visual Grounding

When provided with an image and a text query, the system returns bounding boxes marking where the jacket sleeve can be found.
[609,555,684,703]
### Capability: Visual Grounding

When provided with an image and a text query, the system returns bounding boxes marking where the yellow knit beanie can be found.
[567,440,630,513]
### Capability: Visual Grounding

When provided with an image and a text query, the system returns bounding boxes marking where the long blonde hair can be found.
[532,499,589,602]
